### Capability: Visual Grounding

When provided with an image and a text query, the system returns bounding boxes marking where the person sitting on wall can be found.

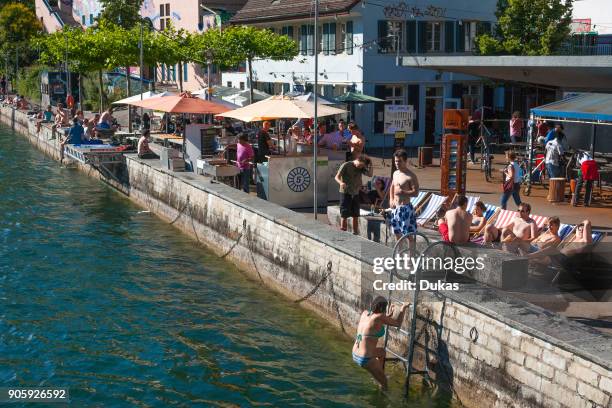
[363,177,387,207]
[98,107,116,130]
[352,296,411,390]
[445,195,472,244]
[60,117,84,162]
[54,102,69,128]
[137,130,159,160]
[36,105,54,133]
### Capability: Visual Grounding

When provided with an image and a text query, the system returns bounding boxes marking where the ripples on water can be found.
[0,128,453,407]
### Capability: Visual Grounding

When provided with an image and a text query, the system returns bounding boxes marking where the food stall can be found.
[219,95,346,209]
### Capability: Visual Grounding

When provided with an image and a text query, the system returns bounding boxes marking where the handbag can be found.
[502,165,514,192]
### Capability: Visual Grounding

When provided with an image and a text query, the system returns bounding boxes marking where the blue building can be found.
[225,0,498,148]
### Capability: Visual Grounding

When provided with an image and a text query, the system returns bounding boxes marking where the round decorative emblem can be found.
[287,167,311,192]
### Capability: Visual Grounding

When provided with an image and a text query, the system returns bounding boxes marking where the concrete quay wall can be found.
[2,106,611,408]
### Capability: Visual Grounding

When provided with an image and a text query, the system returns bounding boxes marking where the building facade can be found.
[36,0,247,92]
[226,0,498,148]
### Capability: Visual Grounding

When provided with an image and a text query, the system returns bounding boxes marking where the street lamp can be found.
[201,4,221,103]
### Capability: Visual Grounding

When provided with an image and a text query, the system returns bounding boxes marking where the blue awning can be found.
[531,93,612,124]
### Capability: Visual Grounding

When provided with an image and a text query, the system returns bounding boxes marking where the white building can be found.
[224,0,498,148]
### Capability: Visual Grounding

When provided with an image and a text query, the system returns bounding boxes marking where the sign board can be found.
[384,105,413,134]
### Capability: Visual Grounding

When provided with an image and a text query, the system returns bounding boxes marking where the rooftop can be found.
[230,0,358,23]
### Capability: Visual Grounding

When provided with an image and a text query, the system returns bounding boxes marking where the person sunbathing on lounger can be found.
[499,203,539,253]
[446,195,472,244]
[561,220,593,256]
[470,201,487,234]
[524,217,561,258]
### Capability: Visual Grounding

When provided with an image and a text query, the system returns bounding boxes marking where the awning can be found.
[531,93,612,125]
[398,55,612,91]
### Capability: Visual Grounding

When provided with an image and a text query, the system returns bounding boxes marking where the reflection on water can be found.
[0,127,453,407]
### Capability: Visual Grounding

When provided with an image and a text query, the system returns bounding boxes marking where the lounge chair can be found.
[529,214,549,234]
[470,204,500,238]
[466,195,481,213]
[416,194,448,226]
[550,230,607,283]
[471,209,517,244]
[410,191,430,211]
[449,194,481,213]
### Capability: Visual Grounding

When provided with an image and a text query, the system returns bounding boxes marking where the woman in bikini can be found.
[352,296,410,390]
[469,201,487,234]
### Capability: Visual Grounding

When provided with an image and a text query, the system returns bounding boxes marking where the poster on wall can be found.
[384,105,414,134]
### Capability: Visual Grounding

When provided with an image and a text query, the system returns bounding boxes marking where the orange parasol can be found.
[127,92,229,114]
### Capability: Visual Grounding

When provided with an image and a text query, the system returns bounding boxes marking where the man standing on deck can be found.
[389,149,420,240]
[256,121,274,163]
[335,154,373,234]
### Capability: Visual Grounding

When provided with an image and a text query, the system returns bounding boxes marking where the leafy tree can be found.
[0,0,34,9]
[0,2,41,83]
[477,0,573,55]
[197,26,298,103]
[98,0,144,29]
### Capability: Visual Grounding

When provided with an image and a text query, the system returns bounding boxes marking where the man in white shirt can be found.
[545,134,564,179]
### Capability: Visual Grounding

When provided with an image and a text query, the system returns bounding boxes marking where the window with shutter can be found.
[445,21,454,53]
[406,21,416,53]
[322,23,329,55]
[378,21,389,53]
[300,25,308,55]
[308,25,315,55]
[183,64,188,82]
[328,23,336,54]
[417,22,426,54]
[455,23,465,52]
[345,21,353,54]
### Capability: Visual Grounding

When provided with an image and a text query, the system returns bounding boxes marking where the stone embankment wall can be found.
[2,107,611,408]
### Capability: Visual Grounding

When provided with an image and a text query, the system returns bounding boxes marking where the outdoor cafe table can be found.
[151,133,183,147]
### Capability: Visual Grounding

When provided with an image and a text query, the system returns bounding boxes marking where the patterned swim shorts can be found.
[390,203,417,236]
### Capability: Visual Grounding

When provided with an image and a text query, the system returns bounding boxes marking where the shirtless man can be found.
[470,201,487,234]
[347,122,365,159]
[501,203,539,253]
[561,220,594,256]
[446,195,472,244]
[525,216,561,257]
[389,149,419,240]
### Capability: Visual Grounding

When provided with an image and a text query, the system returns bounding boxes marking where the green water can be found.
[0,126,453,407]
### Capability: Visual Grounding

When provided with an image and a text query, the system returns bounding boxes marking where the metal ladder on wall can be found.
[381,236,450,397]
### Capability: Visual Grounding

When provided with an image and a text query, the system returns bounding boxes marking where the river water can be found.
[0,126,452,407]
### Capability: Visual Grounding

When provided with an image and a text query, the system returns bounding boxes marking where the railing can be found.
[555,43,612,56]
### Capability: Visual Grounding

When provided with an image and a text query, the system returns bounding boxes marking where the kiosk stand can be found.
[441,109,469,197]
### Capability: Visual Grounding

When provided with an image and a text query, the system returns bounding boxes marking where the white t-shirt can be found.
[545,139,563,165]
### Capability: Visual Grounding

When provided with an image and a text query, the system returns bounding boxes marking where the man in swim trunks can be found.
[500,203,539,254]
[524,216,561,258]
[389,149,420,240]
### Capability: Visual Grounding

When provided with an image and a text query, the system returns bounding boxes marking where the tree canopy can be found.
[98,0,144,29]
[0,2,41,44]
[477,0,574,55]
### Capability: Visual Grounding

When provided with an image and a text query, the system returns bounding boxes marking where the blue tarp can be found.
[531,93,612,123]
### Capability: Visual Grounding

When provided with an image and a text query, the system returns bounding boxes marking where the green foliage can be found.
[98,0,144,29]
[16,64,44,102]
[477,0,573,55]
[0,2,41,44]
[0,0,34,9]
[191,25,298,68]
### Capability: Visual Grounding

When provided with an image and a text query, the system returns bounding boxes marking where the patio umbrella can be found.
[218,95,346,122]
[334,91,386,121]
[112,91,176,105]
[195,94,241,110]
[290,92,335,105]
[334,91,385,103]
[127,92,229,115]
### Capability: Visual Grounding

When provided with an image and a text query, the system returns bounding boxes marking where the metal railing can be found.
[555,43,612,56]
